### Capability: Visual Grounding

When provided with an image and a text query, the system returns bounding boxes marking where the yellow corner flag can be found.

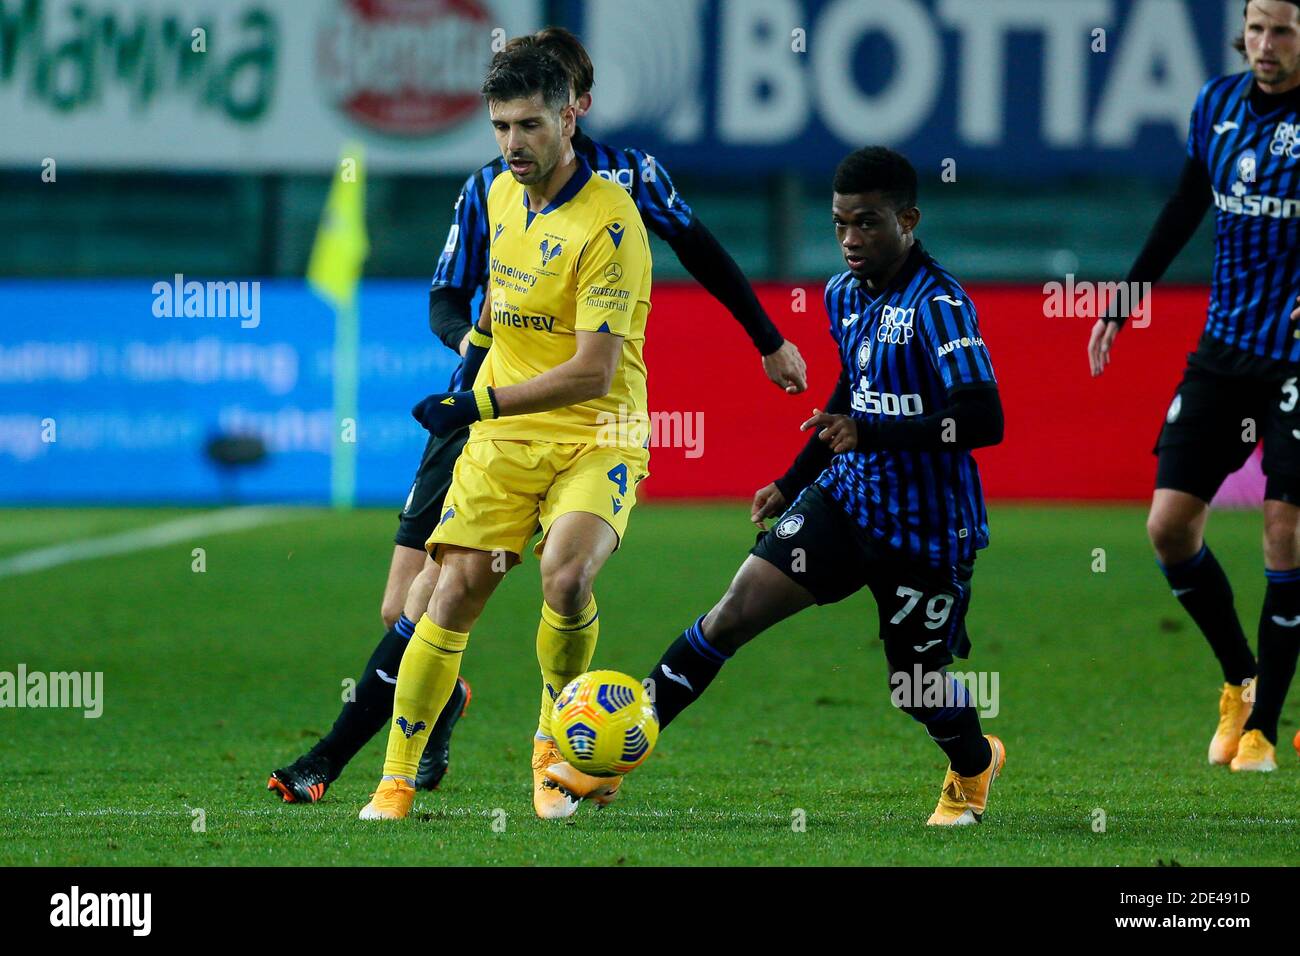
[308,142,370,309]
[309,143,369,510]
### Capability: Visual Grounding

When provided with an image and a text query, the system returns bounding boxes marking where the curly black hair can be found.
[832,147,918,210]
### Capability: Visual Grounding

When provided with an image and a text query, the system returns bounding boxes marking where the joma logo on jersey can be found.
[1271,122,1300,159]
[878,305,915,345]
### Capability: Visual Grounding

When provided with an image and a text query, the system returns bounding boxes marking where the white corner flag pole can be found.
[331,298,360,511]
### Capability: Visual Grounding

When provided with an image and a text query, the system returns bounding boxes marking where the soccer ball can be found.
[552,670,659,777]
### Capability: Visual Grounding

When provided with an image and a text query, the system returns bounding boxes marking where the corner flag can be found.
[308,143,369,510]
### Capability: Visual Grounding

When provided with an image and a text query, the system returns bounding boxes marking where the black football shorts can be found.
[393,426,471,551]
[1154,362,1300,505]
[751,484,976,667]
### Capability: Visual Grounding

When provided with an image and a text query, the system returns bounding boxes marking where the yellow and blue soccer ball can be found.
[552,670,659,777]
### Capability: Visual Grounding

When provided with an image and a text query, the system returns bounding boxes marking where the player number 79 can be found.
[890,586,954,629]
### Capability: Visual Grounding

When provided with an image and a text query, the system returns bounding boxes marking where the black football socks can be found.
[313,613,417,773]
[1242,568,1300,745]
[1159,544,1256,685]
[645,616,731,730]
[894,670,992,777]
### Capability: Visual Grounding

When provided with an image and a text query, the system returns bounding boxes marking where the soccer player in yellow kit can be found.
[360,44,652,821]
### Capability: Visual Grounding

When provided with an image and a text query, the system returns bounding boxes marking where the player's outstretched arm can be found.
[1089,156,1212,376]
[665,217,807,394]
[629,148,806,393]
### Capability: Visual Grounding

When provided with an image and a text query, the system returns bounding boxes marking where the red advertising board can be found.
[641,283,1214,502]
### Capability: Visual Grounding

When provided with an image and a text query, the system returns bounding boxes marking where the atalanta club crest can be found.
[775,514,804,539]
[1233,151,1257,198]
[858,342,871,370]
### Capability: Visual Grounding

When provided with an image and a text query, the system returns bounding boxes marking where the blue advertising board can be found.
[0,280,457,505]
[564,0,1250,178]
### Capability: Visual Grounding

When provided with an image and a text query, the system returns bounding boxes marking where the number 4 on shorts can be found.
[607,463,629,496]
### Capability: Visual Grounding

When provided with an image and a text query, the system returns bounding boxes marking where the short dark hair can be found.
[504,27,595,98]
[481,44,571,112]
[832,147,917,210]
[1235,0,1300,55]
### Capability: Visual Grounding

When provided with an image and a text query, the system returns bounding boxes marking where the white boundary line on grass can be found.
[13,807,796,821]
[0,507,303,579]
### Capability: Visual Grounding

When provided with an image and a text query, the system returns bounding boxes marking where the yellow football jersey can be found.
[473,158,652,446]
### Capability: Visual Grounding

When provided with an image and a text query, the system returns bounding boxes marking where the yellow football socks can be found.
[535,594,599,738]
[382,615,469,781]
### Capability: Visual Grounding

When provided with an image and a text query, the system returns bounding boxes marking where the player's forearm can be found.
[774,373,851,499]
[429,286,474,353]
[1113,158,1212,323]
[491,356,614,418]
[667,217,785,355]
[858,385,1004,451]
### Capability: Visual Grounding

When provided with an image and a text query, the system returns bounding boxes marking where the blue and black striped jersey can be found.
[816,244,996,568]
[1190,73,1300,364]
[431,128,693,390]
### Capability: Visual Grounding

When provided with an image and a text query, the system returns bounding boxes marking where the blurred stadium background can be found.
[0,0,1258,506]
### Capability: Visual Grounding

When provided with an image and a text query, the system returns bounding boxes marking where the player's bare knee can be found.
[541,564,594,616]
[379,598,403,631]
[1263,515,1300,570]
[1147,513,1199,564]
[429,564,489,631]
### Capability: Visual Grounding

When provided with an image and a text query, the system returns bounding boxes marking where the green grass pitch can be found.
[1,504,1297,866]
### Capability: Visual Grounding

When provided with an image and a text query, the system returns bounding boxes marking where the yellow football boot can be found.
[544,760,623,807]
[1229,728,1277,773]
[1208,679,1254,765]
[927,735,1006,827]
[358,777,415,820]
[532,738,581,819]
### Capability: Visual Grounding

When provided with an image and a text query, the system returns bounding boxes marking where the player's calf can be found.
[643,555,812,731]
[889,662,994,783]
[1240,563,1300,757]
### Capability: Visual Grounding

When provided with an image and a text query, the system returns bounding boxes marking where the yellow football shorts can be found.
[426,439,650,559]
